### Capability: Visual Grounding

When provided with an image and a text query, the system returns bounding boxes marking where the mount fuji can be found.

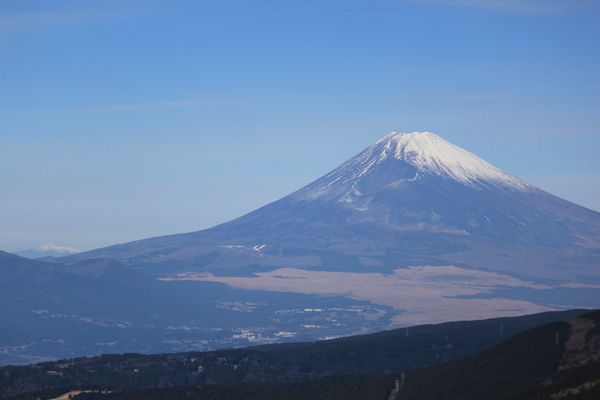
[64,131,600,285]
[3,131,600,363]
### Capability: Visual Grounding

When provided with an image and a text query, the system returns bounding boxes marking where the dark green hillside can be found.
[0,310,591,399]
[393,310,600,400]
[399,320,572,399]
[70,375,395,400]
[51,310,600,400]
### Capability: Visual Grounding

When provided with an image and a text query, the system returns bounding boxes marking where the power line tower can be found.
[390,371,406,400]
[397,371,406,390]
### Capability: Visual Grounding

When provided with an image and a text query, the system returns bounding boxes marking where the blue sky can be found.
[1,0,599,251]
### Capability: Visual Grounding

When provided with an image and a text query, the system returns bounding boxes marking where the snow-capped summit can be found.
[297,132,531,203]
[16,244,79,259]
[375,131,529,189]
[296,131,529,204]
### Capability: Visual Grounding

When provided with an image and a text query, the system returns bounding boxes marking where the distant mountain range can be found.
[15,244,78,259]
[1,309,598,400]
[2,131,599,363]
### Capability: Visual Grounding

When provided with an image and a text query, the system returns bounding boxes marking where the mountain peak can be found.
[67,128,600,289]
[372,131,529,190]
[378,130,438,143]
[295,131,530,203]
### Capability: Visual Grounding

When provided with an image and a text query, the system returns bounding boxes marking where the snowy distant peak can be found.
[15,244,79,259]
[368,131,530,190]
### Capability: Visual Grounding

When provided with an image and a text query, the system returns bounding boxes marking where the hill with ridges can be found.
[0,309,589,399]
[7,310,599,400]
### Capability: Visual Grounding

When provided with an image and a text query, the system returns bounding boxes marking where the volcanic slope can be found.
[64,131,600,284]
